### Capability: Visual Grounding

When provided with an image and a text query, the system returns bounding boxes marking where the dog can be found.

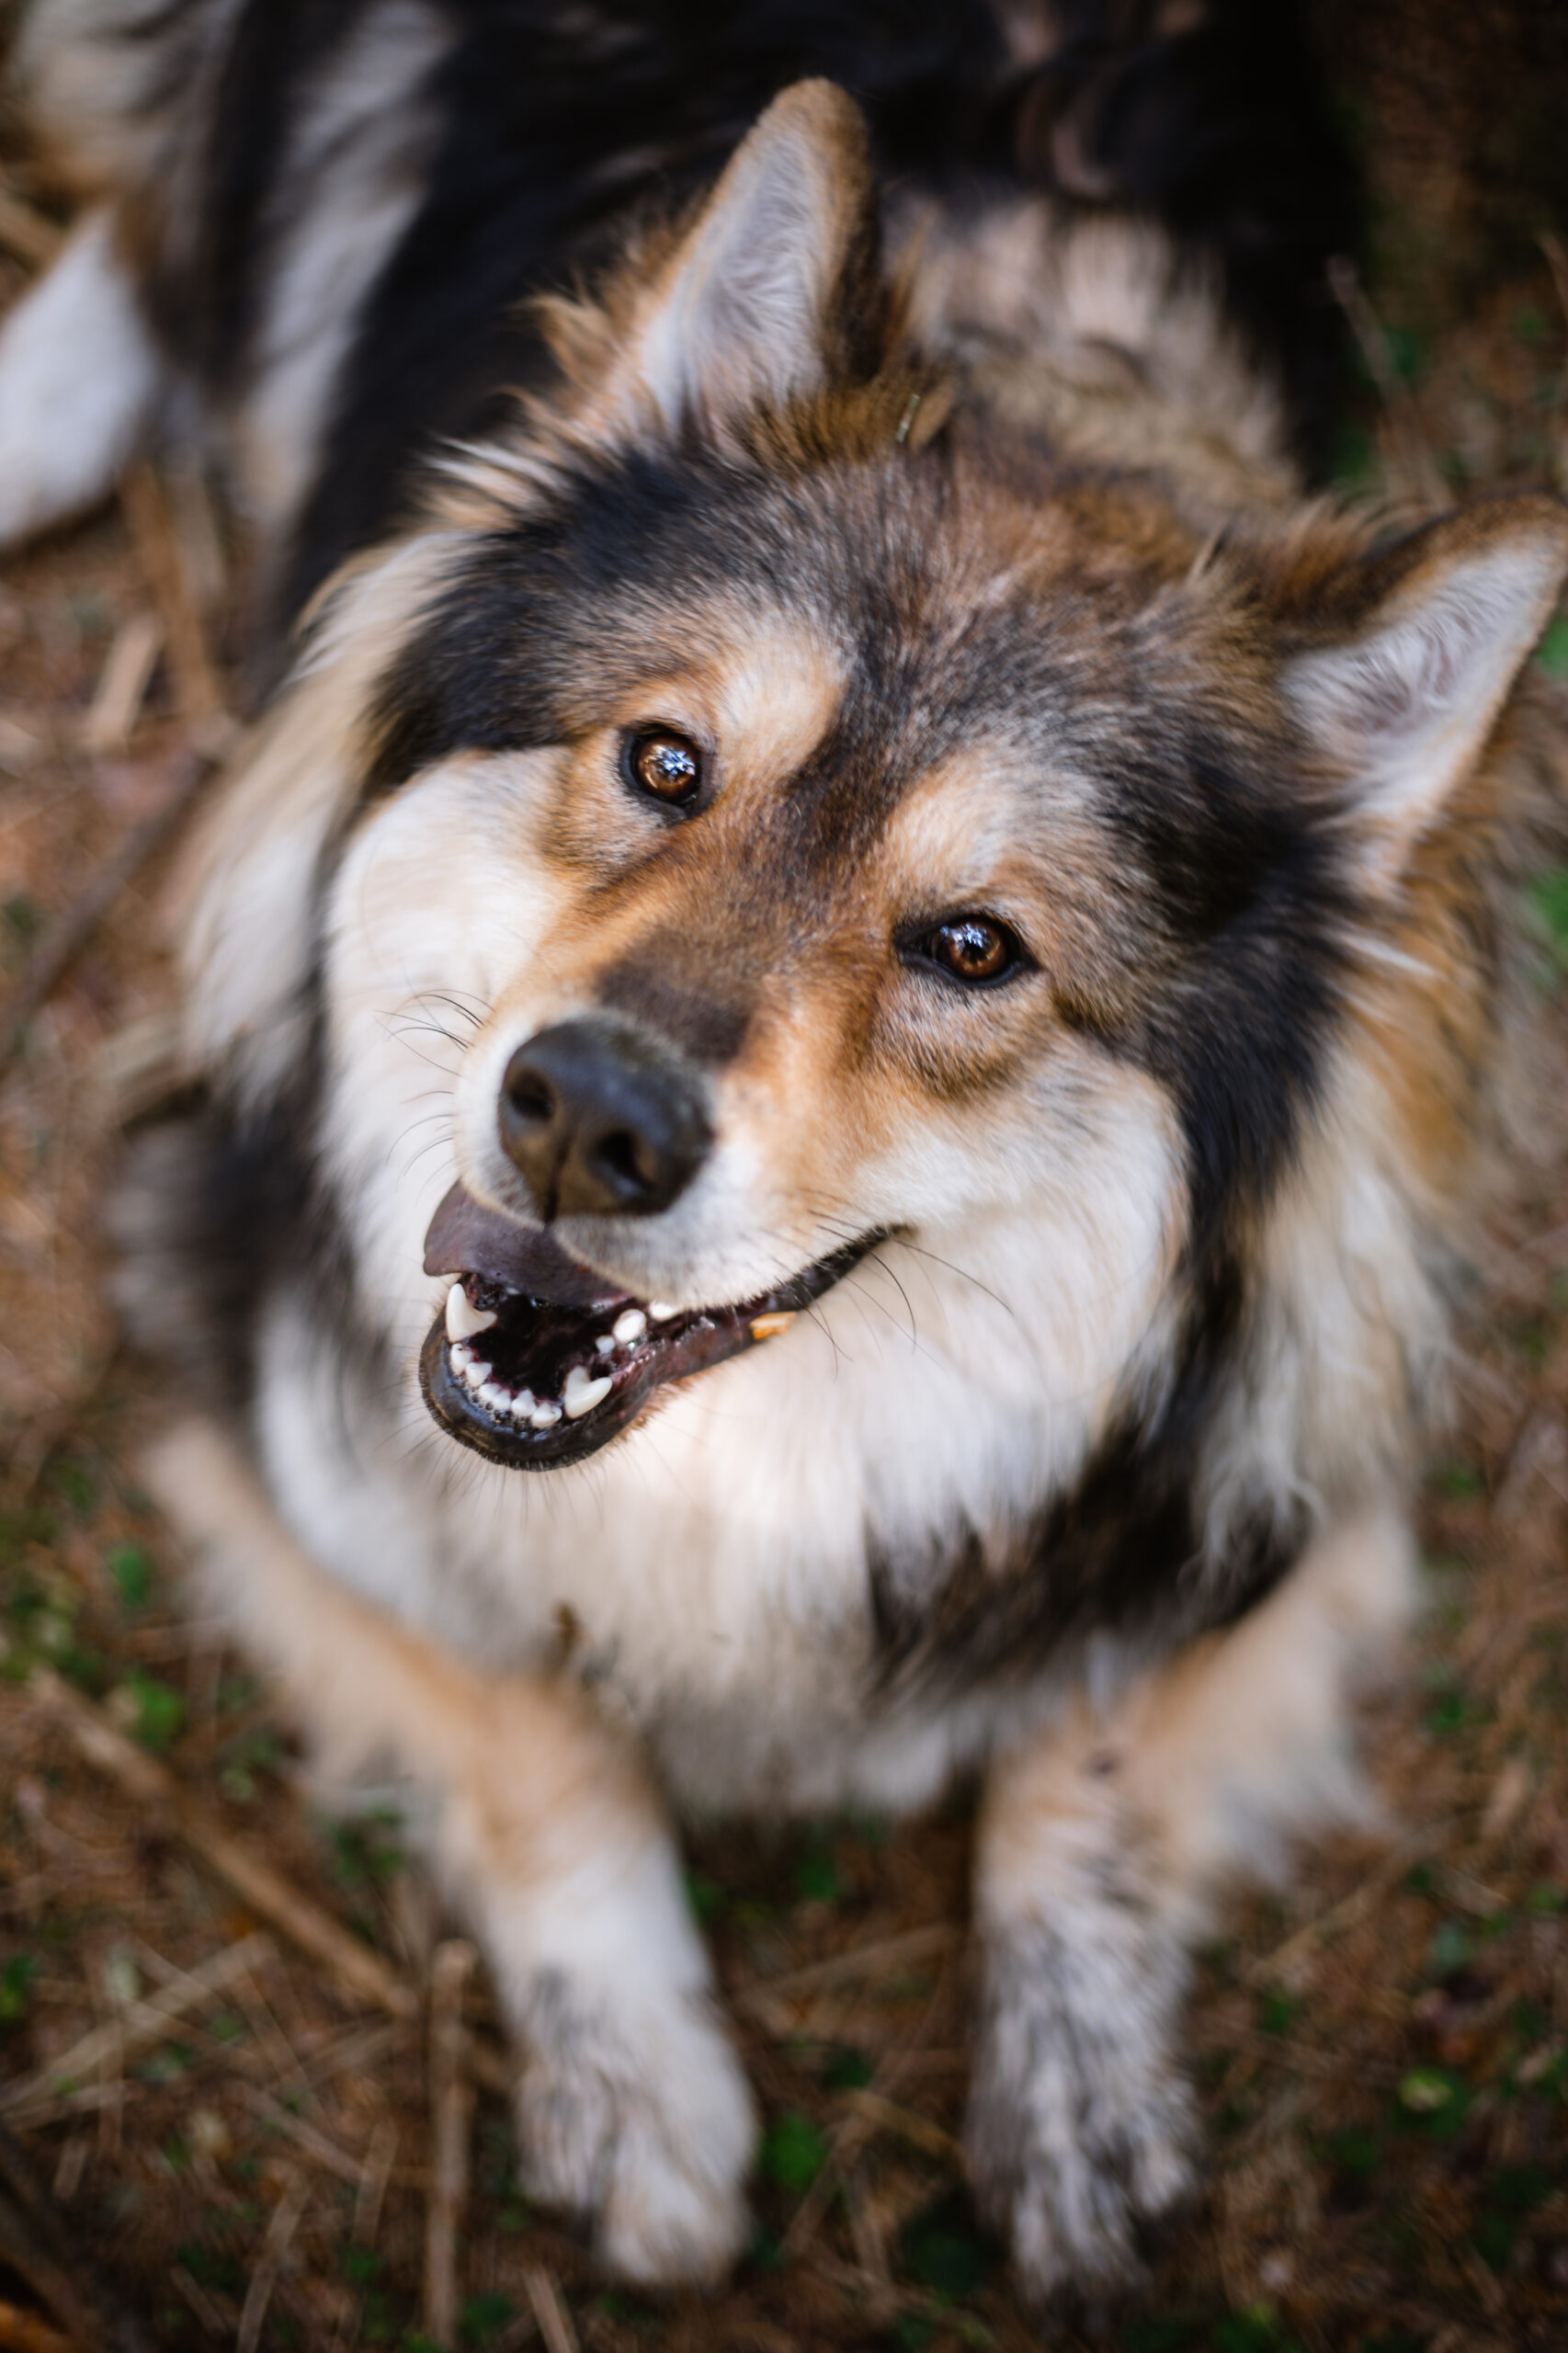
[3,0,1566,2310]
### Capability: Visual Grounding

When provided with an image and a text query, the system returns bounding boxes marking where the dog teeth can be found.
[446,1281,497,1342]
[444,1318,624,1432]
[648,1301,677,1321]
[562,1366,613,1419]
[749,1311,796,1342]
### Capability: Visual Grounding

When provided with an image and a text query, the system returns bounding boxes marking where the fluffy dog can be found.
[2,0,1566,2308]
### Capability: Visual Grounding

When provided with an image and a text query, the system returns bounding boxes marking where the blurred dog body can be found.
[3,0,1567,2305]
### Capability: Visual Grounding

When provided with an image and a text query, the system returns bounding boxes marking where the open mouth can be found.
[418,1182,881,1471]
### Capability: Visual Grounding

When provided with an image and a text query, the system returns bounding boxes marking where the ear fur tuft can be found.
[1285,495,1568,889]
[589,79,882,443]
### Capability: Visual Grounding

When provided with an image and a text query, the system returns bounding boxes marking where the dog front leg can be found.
[147,1418,756,2286]
[967,1507,1416,2308]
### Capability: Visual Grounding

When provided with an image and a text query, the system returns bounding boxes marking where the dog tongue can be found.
[422,1182,631,1309]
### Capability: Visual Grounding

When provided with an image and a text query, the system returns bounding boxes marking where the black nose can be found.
[499,1017,713,1221]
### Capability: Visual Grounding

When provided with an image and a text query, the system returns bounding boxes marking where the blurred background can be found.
[2,4,1568,2349]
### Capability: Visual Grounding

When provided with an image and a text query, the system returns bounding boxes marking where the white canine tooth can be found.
[612,1308,647,1346]
[648,1302,677,1322]
[446,1281,497,1342]
[478,1381,513,1414]
[529,1400,562,1428]
[562,1367,613,1419]
[596,1334,615,1358]
[461,1358,492,1390]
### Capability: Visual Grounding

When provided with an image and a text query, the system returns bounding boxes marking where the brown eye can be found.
[625,725,703,807]
[919,915,1019,985]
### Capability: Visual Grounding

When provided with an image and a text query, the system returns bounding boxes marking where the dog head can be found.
[176,81,1568,1486]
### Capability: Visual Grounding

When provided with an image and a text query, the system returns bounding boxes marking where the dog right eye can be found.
[624,725,704,809]
[900,914,1028,987]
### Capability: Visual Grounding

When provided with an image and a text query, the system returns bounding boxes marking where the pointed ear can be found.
[1283,497,1568,890]
[588,79,882,441]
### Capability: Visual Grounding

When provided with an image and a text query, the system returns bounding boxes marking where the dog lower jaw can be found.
[418,1227,888,1471]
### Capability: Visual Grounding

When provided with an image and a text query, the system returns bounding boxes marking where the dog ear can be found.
[591,78,882,440]
[1284,496,1568,892]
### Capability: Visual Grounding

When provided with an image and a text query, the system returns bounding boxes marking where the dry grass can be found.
[3,6,1568,2349]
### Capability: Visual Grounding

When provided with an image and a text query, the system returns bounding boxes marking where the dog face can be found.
[323,438,1210,1471]
[182,83,1568,1498]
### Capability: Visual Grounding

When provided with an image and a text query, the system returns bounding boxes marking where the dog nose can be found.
[499,1017,713,1220]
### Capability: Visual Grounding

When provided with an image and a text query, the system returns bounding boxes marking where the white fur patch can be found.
[0,206,161,547]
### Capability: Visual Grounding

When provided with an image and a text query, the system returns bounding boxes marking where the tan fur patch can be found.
[980,1507,1417,1934]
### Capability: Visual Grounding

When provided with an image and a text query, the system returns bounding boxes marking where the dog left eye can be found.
[906,915,1023,985]
[624,725,704,807]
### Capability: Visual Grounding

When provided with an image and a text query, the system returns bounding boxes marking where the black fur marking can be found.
[1100,741,1350,1254]
[359,517,566,796]
[361,438,836,793]
[118,1085,342,1415]
[869,1255,1308,1693]
[114,985,388,1437]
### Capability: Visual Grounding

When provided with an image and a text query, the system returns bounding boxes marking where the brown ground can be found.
[4,7,1568,2351]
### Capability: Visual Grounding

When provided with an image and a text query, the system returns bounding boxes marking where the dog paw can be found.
[516,1970,756,2286]
[964,1921,1198,2307]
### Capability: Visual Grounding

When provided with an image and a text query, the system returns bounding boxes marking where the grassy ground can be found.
[4,6,1568,2349]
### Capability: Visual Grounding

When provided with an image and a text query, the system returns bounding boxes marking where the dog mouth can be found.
[418,1182,881,1471]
